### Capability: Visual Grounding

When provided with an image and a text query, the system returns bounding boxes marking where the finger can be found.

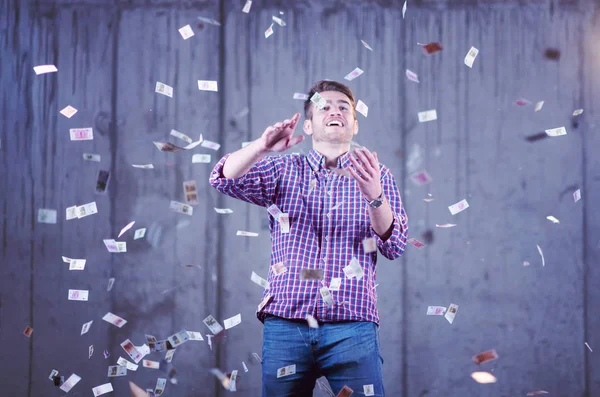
[347,163,367,182]
[286,135,305,149]
[353,149,375,178]
[349,156,369,180]
[274,122,283,129]
[361,148,378,168]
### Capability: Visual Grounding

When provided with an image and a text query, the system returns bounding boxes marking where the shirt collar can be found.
[307,148,352,172]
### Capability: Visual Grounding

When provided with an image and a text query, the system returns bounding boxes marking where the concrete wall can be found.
[1,0,598,396]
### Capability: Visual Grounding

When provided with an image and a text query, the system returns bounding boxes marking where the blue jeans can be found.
[262,316,385,397]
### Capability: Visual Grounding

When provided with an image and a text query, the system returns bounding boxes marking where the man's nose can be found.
[329,109,341,116]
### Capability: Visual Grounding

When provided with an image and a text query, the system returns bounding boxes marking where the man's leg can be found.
[262,316,319,397]
[316,321,385,397]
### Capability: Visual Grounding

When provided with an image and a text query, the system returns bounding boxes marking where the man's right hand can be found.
[260,113,305,153]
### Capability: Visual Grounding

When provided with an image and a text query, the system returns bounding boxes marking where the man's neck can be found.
[313,142,350,169]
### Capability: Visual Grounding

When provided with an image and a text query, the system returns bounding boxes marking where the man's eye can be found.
[340,107,347,111]
[322,106,330,111]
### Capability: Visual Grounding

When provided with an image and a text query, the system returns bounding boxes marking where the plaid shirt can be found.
[209,148,408,324]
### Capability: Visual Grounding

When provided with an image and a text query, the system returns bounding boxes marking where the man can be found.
[209,80,408,396]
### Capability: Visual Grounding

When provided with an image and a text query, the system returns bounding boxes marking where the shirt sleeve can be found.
[208,153,282,208]
[371,167,408,260]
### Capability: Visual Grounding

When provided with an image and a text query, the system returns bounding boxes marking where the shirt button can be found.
[327,190,332,196]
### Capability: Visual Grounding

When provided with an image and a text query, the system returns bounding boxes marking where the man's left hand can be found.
[346,147,382,202]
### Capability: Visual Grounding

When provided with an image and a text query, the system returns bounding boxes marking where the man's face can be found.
[303,91,358,144]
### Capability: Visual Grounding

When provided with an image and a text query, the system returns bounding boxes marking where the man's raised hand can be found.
[260,113,305,153]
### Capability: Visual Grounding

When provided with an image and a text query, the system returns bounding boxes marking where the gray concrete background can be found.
[1,0,598,396]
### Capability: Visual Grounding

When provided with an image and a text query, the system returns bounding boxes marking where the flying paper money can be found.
[70,128,93,141]
[178,24,194,39]
[546,215,560,224]
[406,69,419,83]
[167,330,190,348]
[237,230,258,237]
[83,153,101,162]
[472,349,499,365]
[265,23,274,38]
[102,312,127,328]
[448,199,469,215]
[293,93,309,100]
[277,364,296,378]
[356,100,368,117]
[170,129,193,144]
[81,320,93,335]
[23,326,33,337]
[107,365,127,377]
[132,164,154,169]
[409,170,432,185]
[214,208,233,214]
[76,201,98,218]
[573,109,583,116]
[344,67,364,81]
[272,16,286,26]
[526,391,549,396]
[170,200,193,216]
[133,228,146,239]
[471,371,496,384]
[224,313,242,329]
[306,315,319,328]
[201,139,221,150]
[301,268,324,280]
[197,16,221,26]
[407,238,425,248]
[192,154,211,163]
[445,303,458,324]
[435,223,456,228]
[165,349,175,362]
[198,80,218,92]
[422,42,443,54]
[362,237,377,253]
[242,0,252,13]
[183,180,199,205]
[272,262,287,275]
[574,189,581,202]
[337,386,354,397]
[242,361,249,372]
[187,331,204,341]
[343,257,364,280]
[364,384,375,396]
[89,345,94,359]
[143,360,160,369]
[230,369,238,391]
[120,339,143,363]
[68,289,89,301]
[464,46,479,68]
[545,126,567,137]
[515,98,531,106]
[60,105,78,118]
[59,374,81,392]
[251,271,270,289]
[427,306,446,315]
[329,277,342,291]
[535,101,544,112]
[320,286,334,307]
[38,208,57,224]
[118,357,138,371]
[34,64,58,74]
[310,92,327,110]
[418,109,437,122]
[155,378,167,396]
[361,40,373,51]
[155,82,173,98]
[537,244,545,266]
[204,315,224,334]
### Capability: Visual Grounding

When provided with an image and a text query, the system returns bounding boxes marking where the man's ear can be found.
[303,119,313,136]
[353,119,359,136]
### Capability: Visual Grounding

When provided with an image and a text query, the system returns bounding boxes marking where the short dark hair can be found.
[304,80,356,120]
